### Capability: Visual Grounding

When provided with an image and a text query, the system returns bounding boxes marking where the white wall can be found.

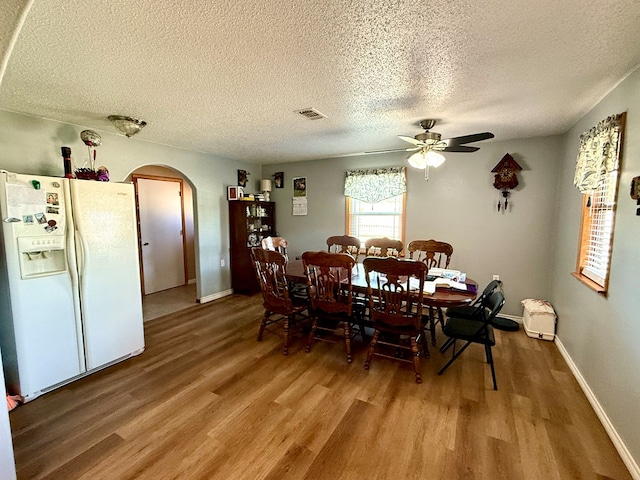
[0,110,262,301]
[263,134,563,317]
[550,66,640,470]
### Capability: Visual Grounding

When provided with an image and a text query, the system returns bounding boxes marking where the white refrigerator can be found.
[0,171,145,401]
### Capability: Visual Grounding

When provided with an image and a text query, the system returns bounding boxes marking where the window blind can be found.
[581,171,617,286]
[347,194,405,245]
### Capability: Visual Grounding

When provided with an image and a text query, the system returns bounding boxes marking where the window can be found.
[346,194,406,246]
[343,167,407,248]
[576,171,618,290]
[573,113,625,295]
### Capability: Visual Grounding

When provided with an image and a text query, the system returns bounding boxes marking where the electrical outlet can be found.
[221,259,225,267]
[492,274,500,281]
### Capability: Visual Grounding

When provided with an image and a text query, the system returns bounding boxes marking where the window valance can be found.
[574,113,625,193]
[344,167,406,203]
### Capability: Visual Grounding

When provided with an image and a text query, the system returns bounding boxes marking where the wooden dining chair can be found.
[327,235,367,322]
[302,251,362,363]
[262,236,310,299]
[250,247,309,355]
[407,239,453,270]
[326,235,362,261]
[364,237,404,258]
[407,239,454,345]
[363,257,427,383]
[438,290,505,390]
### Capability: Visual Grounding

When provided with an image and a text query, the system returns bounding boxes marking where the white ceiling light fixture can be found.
[406,147,446,180]
[108,115,147,138]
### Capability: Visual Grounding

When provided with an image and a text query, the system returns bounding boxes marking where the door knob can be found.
[143,242,149,246]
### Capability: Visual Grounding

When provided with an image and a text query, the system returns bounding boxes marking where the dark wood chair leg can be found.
[411,336,422,383]
[364,329,380,370]
[257,311,269,341]
[282,316,290,355]
[429,307,437,345]
[343,322,353,363]
[437,307,445,331]
[421,331,430,358]
[305,318,318,353]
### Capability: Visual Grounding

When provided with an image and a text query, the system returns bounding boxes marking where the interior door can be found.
[136,177,186,294]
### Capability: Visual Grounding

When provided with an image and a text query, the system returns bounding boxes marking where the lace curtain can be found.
[343,167,406,203]
[574,113,625,193]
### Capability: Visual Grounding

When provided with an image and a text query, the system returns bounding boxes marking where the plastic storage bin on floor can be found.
[521,298,556,341]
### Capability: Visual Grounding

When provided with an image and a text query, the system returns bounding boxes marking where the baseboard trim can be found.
[555,336,639,479]
[499,313,522,324]
[198,289,233,304]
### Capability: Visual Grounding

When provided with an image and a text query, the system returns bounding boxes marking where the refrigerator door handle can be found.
[75,228,87,276]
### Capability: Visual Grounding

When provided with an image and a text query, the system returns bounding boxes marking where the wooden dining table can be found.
[285,259,478,310]
[287,258,477,347]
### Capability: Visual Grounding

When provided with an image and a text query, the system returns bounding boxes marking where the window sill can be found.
[571,272,607,297]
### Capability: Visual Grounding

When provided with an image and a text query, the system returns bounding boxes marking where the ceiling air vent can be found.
[294,108,327,120]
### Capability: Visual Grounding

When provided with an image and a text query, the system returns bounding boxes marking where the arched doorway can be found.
[127,165,197,321]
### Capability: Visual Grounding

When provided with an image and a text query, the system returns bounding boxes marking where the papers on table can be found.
[428,267,467,287]
[429,267,461,279]
[403,277,436,295]
[425,278,468,292]
[403,277,468,294]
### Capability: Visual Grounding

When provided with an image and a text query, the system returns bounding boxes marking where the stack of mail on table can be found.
[426,268,468,292]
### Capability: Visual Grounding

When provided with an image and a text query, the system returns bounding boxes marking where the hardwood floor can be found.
[142,283,197,322]
[9,294,632,479]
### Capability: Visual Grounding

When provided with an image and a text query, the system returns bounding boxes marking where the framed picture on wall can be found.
[227,185,243,200]
[274,172,284,188]
[237,169,249,187]
[293,176,307,197]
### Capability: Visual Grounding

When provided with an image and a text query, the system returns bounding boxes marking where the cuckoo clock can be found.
[491,153,522,211]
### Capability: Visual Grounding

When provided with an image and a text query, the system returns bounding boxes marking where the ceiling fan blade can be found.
[364,146,420,155]
[441,145,480,153]
[397,135,424,146]
[443,132,494,146]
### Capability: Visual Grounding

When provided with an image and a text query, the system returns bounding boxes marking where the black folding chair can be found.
[437,290,505,390]
[445,279,502,320]
[440,279,502,353]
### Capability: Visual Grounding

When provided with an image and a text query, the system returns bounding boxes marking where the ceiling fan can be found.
[367,119,494,176]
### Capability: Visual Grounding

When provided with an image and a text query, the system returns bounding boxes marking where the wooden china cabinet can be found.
[229,200,276,293]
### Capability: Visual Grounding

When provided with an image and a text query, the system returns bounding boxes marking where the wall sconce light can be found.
[108,115,147,138]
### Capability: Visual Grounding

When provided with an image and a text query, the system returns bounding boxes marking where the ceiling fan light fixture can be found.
[407,150,428,169]
[108,115,147,138]
[425,150,445,168]
[407,149,446,169]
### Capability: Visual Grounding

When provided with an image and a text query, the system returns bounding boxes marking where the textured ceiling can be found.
[1,0,640,163]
